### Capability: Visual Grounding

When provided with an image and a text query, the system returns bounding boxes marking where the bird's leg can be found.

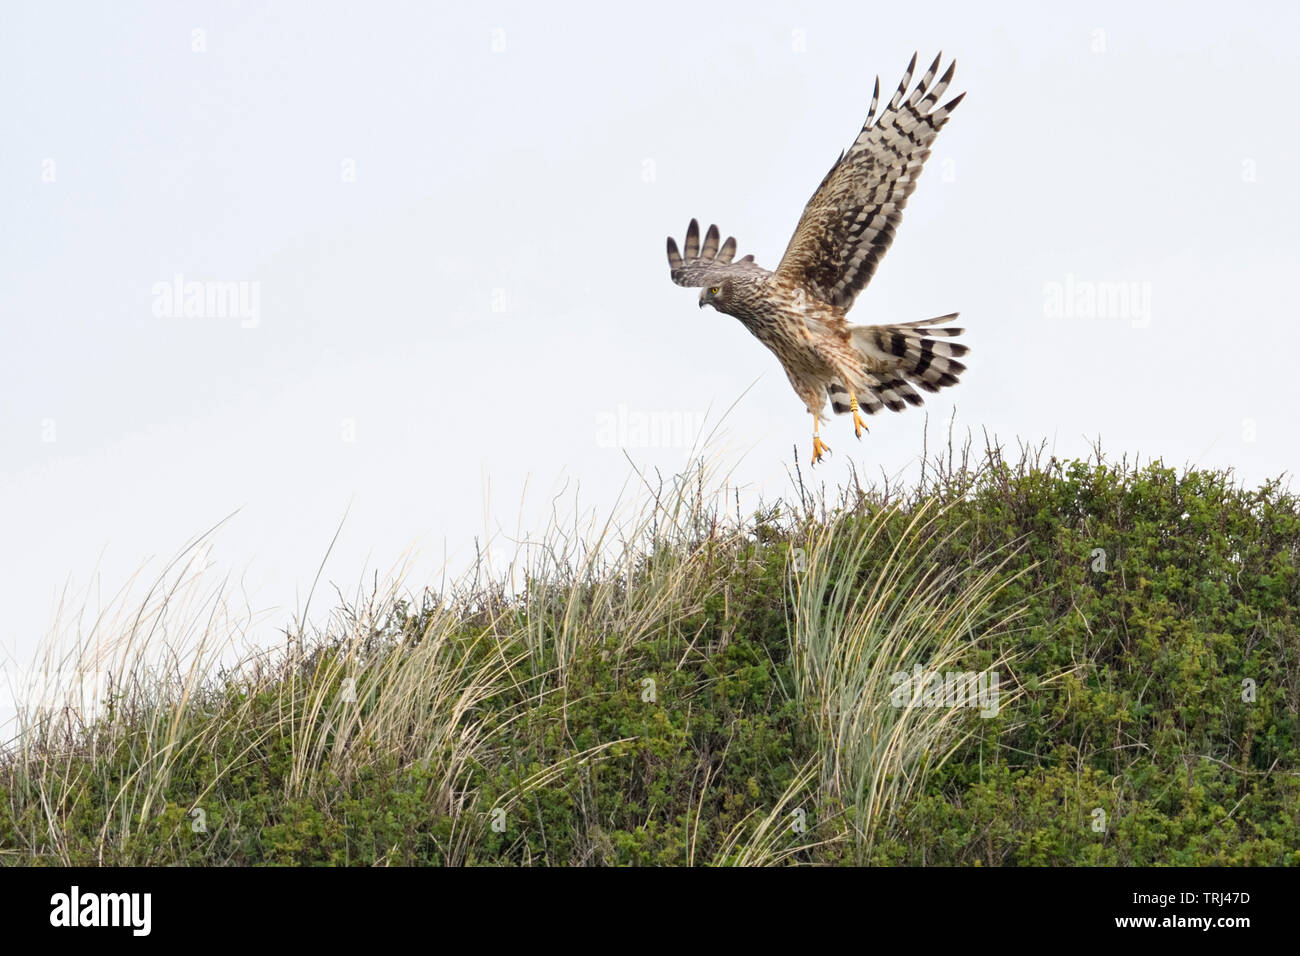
[848,391,869,439]
[811,413,831,465]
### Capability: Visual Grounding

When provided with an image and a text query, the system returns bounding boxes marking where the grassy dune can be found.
[3,440,1298,865]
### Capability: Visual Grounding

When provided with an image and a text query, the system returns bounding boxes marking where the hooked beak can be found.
[698,291,707,309]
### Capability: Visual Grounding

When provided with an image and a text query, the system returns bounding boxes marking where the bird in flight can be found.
[666,53,968,465]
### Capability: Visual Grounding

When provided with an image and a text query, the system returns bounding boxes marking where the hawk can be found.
[666,53,969,465]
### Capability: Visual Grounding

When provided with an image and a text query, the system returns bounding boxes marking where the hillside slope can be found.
[4,447,1297,865]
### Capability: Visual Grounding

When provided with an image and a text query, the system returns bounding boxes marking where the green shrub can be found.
[3,444,1296,865]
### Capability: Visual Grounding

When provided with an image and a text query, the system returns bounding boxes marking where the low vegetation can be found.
[3,437,1297,865]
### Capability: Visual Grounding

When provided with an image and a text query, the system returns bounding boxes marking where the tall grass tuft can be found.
[789,497,1031,862]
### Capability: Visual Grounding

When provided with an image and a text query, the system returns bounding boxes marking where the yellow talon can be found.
[810,411,832,465]
[811,435,831,465]
[848,391,869,439]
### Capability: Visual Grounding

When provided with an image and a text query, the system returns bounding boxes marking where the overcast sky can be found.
[3,1,1297,732]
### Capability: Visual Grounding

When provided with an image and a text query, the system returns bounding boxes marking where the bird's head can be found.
[699,279,729,311]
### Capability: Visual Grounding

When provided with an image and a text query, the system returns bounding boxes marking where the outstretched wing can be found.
[666,218,769,287]
[773,53,964,310]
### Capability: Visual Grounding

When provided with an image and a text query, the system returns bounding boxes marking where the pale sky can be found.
[3,1,1298,733]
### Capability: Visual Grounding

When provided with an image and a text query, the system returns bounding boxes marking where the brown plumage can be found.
[665,52,968,464]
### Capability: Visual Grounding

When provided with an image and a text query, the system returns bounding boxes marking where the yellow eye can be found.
[709,286,720,295]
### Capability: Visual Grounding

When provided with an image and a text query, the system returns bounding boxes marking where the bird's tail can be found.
[829,313,969,415]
